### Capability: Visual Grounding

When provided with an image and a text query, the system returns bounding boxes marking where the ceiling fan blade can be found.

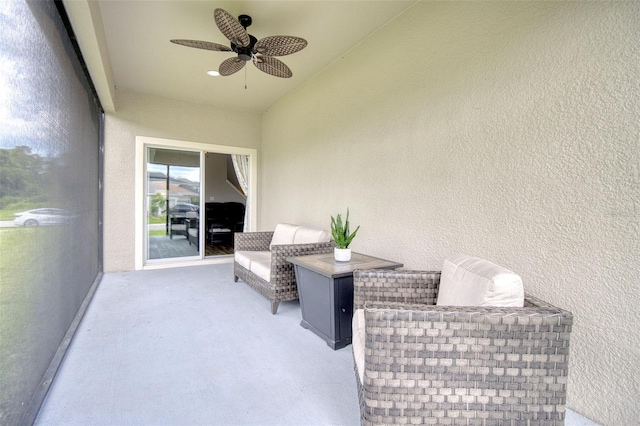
[214,8,250,47]
[170,39,232,52]
[254,36,307,57]
[219,57,246,76]
[253,55,292,78]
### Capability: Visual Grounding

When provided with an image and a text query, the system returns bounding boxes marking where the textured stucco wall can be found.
[103,90,261,272]
[261,2,639,424]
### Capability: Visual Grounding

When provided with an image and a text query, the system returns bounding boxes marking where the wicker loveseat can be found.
[234,223,335,314]
[352,254,573,425]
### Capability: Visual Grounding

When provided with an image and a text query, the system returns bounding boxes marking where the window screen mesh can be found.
[0,1,102,423]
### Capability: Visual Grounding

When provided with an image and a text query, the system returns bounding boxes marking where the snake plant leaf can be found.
[330,209,359,249]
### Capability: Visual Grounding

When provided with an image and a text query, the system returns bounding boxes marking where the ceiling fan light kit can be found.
[170,8,307,79]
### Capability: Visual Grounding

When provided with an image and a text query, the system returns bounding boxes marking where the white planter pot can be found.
[334,248,352,262]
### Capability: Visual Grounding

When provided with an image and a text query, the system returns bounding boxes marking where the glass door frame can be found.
[135,136,257,270]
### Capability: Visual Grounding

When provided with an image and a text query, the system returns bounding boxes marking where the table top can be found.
[287,252,403,278]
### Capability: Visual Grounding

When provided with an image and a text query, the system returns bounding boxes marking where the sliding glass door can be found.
[135,136,257,269]
[146,147,200,262]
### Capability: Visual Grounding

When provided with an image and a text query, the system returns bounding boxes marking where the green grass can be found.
[0,203,39,221]
[1,226,100,423]
[0,227,55,423]
[148,229,166,237]
[149,216,166,224]
[0,210,15,221]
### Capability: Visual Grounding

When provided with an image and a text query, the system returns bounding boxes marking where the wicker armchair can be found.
[234,230,335,314]
[353,269,573,426]
[168,216,187,239]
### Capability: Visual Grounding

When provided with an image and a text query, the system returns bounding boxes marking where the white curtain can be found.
[231,155,250,231]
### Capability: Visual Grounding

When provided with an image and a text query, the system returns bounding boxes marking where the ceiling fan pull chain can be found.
[244,64,248,90]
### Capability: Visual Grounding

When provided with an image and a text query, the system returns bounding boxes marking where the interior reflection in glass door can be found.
[146,148,200,261]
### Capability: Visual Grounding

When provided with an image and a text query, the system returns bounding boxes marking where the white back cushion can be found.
[436,254,524,307]
[269,224,299,249]
[293,227,331,245]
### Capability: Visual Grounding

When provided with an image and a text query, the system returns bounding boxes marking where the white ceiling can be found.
[86,1,416,112]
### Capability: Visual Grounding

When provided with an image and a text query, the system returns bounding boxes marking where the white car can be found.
[13,208,74,227]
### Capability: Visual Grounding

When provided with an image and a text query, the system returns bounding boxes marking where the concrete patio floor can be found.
[35,262,601,425]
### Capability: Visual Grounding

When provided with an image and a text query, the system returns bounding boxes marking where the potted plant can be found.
[330,209,360,262]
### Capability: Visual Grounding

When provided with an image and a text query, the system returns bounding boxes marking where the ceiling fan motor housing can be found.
[232,34,258,61]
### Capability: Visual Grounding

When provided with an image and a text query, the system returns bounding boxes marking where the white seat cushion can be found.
[210,227,231,233]
[436,254,524,307]
[269,224,300,249]
[235,251,271,270]
[293,227,331,245]
[249,257,271,282]
[352,309,366,384]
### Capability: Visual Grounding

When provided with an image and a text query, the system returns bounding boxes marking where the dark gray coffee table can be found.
[287,252,402,350]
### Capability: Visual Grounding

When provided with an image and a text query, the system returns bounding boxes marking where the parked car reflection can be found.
[13,208,75,226]
[169,203,199,216]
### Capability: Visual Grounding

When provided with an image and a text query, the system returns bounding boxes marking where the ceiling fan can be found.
[170,8,307,79]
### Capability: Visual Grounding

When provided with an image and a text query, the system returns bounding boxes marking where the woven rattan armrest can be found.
[270,241,336,276]
[364,295,573,318]
[353,269,441,310]
[234,231,273,252]
[271,241,336,260]
[358,296,573,425]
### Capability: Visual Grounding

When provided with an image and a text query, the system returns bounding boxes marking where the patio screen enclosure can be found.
[0,1,103,424]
